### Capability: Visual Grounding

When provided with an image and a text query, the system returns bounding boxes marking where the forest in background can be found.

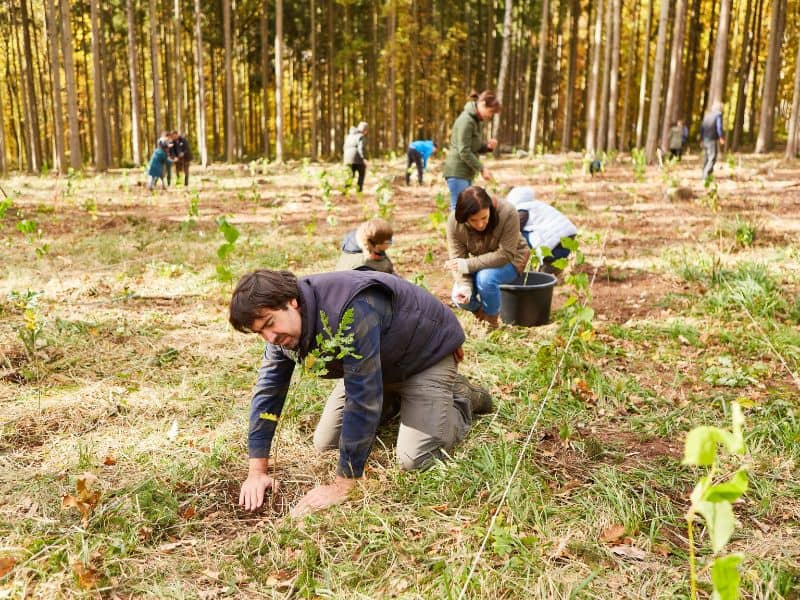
[1,0,800,174]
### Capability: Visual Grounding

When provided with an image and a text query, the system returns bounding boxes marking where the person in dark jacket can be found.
[146,134,173,191]
[335,218,395,274]
[668,119,688,160]
[168,130,192,186]
[406,140,438,185]
[229,269,491,516]
[700,102,725,181]
[443,90,501,209]
[343,122,368,192]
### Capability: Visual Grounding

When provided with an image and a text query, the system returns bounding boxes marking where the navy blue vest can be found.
[295,271,464,383]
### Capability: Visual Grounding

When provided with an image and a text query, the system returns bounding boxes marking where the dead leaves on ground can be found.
[61,472,101,527]
[0,556,17,578]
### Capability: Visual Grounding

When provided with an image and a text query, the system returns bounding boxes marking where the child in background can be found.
[335,218,395,274]
[505,186,577,273]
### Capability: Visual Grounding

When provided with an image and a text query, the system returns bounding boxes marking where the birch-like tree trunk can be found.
[644,0,669,163]
[45,0,66,172]
[755,0,785,153]
[493,0,513,143]
[635,0,653,148]
[785,38,800,158]
[89,0,108,171]
[126,0,142,165]
[607,0,621,151]
[193,0,207,166]
[585,0,604,152]
[223,0,234,161]
[560,0,580,151]
[149,0,162,138]
[528,0,549,153]
[59,0,82,169]
[274,0,284,162]
[661,0,688,151]
[620,0,639,151]
[597,0,613,152]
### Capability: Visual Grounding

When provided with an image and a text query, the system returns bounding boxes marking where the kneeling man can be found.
[229,269,490,516]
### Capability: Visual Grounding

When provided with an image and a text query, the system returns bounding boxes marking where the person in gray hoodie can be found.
[343,121,368,192]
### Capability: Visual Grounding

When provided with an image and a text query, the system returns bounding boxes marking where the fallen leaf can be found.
[609,545,647,560]
[653,543,671,557]
[265,569,295,589]
[572,379,597,404]
[0,557,17,577]
[72,561,100,589]
[180,506,197,520]
[103,455,117,466]
[158,539,198,552]
[600,524,626,543]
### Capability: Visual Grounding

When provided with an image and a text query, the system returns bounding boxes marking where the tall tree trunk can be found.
[607,0,621,151]
[89,0,108,171]
[786,37,800,158]
[731,0,754,150]
[635,0,653,148]
[126,0,142,165]
[20,0,42,171]
[223,0,234,161]
[597,0,613,152]
[194,0,207,166]
[755,0,785,153]
[260,1,270,157]
[59,0,82,169]
[388,1,397,150]
[661,0,688,151]
[748,0,764,144]
[585,0,604,152]
[645,0,669,163]
[45,0,66,172]
[173,0,183,132]
[560,0,579,151]
[310,0,317,160]
[708,0,733,108]
[486,0,495,88]
[528,0,549,152]
[274,0,284,162]
[620,0,640,151]
[149,0,162,137]
[493,0,513,141]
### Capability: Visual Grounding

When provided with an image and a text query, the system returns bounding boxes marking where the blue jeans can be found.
[446,177,471,210]
[452,263,519,316]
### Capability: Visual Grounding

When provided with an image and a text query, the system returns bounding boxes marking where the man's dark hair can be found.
[229,269,299,333]
[454,186,498,232]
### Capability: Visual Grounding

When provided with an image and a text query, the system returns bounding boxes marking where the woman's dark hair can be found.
[229,269,300,333]
[454,186,498,233]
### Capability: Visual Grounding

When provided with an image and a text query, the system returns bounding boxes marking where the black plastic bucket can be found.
[499,271,557,326]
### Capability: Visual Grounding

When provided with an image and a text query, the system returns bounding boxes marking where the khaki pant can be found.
[313,355,472,470]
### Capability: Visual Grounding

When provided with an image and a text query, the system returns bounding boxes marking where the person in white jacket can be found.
[505,186,577,271]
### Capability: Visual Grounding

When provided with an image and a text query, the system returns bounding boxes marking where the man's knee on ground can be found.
[312,430,339,452]
[396,449,442,471]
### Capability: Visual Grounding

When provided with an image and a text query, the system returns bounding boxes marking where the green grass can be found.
[1,158,798,597]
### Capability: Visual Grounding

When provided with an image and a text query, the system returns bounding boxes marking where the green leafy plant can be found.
[0,197,12,219]
[17,219,50,257]
[683,401,748,600]
[428,191,449,229]
[733,216,756,248]
[8,290,45,359]
[215,217,240,283]
[182,190,200,229]
[631,148,646,183]
[302,308,361,377]
[374,176,395,220]
[702,175,719,211]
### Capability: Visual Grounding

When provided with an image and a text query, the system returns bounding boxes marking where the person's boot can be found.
[454,374,493,415]
[473,308,499,329]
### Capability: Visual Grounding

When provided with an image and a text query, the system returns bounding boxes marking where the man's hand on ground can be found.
[239,472,279,511]
[290,476,357,518]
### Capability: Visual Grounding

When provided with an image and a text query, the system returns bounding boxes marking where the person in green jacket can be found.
[443,90,502,210]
